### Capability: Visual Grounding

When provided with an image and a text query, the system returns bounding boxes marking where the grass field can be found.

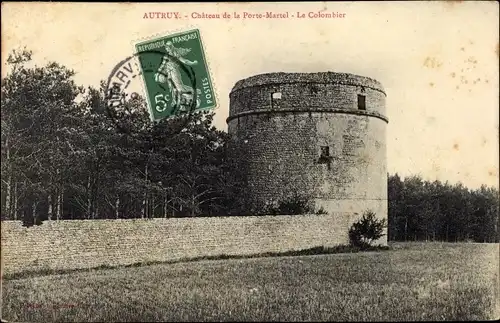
[2,242,499,322]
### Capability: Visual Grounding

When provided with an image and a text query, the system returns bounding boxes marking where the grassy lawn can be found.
[2,242,499,322]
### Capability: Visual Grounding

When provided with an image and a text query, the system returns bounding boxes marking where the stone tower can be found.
[227,72,388,237]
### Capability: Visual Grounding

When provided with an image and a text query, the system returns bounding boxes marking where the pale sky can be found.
[2,1,499,189]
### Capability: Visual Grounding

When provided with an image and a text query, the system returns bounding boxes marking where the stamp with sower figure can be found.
[134,29,216,121]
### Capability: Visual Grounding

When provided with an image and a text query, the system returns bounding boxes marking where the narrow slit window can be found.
[272,92,282,100]
[357,94,366,110]
[320,146,332,170]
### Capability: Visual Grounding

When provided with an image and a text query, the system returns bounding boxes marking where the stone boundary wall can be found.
[1,213,354,275]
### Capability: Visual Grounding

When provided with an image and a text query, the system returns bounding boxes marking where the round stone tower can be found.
[227,72,388,230]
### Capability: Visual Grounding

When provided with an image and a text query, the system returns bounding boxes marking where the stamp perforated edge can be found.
[129,24,220,122]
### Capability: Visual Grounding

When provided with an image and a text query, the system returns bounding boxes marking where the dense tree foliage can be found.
[1,50,245,224]
[1,50,498,243]
[388,174,499,243]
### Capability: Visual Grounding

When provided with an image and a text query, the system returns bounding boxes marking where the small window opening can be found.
[357,94,366,110]
[320,146,330,158]
[318,146,333,170]
[272,92,282,100]
[310,85,319,94]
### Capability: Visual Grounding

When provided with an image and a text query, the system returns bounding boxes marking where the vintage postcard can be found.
[1,1,499,322]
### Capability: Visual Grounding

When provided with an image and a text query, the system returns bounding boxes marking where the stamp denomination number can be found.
[155,93,169,112]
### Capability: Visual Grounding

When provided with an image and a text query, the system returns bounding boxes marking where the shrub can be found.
[261,194,315,215]
[253,194,329,216]
[315,207,328,215]
[275,195,315,215]
[348,210,387,249]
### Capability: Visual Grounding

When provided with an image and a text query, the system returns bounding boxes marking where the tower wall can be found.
[227,72,388,242]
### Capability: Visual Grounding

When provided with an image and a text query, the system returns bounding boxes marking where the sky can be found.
[2,1,499,189]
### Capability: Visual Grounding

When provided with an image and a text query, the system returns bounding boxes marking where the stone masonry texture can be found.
[1,214,353,275]
[228,72,389,242]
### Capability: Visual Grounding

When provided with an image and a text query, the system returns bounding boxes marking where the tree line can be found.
[1,49,246,225]
[1,50,498,243]
[388,174,499,243]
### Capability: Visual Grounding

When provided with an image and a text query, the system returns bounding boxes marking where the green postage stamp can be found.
[134,29,216,121]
